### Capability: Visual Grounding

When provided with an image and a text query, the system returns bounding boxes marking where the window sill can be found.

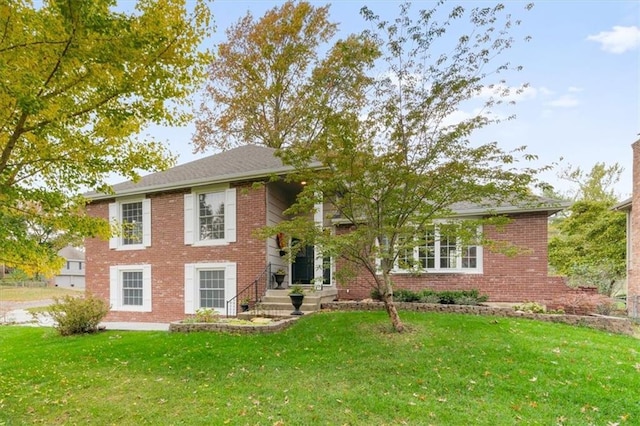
[111,306,152,312]
[113,244,147,251]
[191,240,230,247]
[390,269,483,275]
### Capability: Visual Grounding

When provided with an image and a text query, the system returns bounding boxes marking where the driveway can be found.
[0,299,55,326]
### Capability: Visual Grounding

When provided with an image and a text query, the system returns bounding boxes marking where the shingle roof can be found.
[449,196,570,216]
[58,246,85,261]
[85,144,568,216]
[87,145,292,200]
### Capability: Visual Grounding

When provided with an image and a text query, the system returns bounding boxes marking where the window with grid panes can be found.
[199,269,225,309]
[122,271,143,306]
[121,201,143,245]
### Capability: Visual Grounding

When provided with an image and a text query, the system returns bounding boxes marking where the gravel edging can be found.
[321,301,638,337]
[169,316,300,334]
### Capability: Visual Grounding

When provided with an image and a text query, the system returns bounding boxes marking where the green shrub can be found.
[454,296,481,306]
[47,293,109,336]
[394,289,420,302]
[194,308,220,323]
[419,293,441,304]
[438,291,458,304]
[370,288,382,301]
[514,301,546,314]
[370,288,487,305]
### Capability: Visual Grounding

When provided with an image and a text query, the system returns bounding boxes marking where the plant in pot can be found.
[240,297,250,312]
[288,284,305,316]
[273,268,287,289]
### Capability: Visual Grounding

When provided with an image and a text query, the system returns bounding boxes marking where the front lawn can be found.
[0,311,638,425]
[0,285,83,302]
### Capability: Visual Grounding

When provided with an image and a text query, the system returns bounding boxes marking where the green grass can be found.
[1,311,638,425]
[0,285,83,302]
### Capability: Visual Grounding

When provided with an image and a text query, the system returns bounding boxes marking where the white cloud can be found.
[587,25,640,54]
[440,107,506,127]
[539,86,555,96]
[546,95,580,108]
[567,86,583,93]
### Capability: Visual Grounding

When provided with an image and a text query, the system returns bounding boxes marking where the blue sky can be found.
[146,0,639,199]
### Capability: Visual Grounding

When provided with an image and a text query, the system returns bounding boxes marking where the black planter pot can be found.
[289,294,305,316]
[274,273,286,289]
[240,303,250,312]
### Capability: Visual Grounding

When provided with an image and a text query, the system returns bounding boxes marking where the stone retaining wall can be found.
[322,302,638,336]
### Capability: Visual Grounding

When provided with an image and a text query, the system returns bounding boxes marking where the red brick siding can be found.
[337,212,571,303]
[85,182,268,323]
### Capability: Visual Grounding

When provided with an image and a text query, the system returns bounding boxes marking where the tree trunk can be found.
[382,292,405,332]
[379,272,404,332]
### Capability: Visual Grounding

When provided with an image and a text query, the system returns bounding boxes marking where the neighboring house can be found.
[85,145,574,323]
[54,246,86,289]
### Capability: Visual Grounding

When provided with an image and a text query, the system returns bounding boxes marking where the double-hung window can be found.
[396,223,482,273]
[109,264,152,312]
[184,263,237,315]
[109,198,151,250]
[184,187,236,245]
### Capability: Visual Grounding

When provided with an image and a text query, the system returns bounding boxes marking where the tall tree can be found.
[199,3,539,331]
[194,0,377,151]
[549,163,627,295]
[0,0,212,276]
[558,162,624,203]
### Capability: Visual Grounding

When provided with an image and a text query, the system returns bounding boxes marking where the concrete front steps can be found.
[239,287,338,318]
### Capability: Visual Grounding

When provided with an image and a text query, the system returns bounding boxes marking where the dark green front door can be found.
[292,244,314,284]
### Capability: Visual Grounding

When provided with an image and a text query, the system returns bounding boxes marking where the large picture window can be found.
[184,188,236,245]
[396,223,482,273]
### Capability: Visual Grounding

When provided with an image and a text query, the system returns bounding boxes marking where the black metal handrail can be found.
[225,263,272,317]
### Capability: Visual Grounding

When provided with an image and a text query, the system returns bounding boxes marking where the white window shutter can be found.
[225,263,237,315]
[184,194,194,245]
[142,264,152,312]
[184,264,195,314]
[142,199,151,247]
[109,266,119,309]
[225,188,236,243]
[108,202,118,249]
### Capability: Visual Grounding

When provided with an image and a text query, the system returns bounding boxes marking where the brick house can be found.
[613,138,639,318]
[85,145,574,323]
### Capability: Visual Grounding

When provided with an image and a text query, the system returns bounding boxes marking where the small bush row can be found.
[371,288,488,306]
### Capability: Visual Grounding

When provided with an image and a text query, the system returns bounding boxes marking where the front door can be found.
[292,244,314,284]
[291,241,331,287]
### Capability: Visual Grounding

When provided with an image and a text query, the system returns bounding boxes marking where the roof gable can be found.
[58,246,85,261]
[87,145,288,200]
